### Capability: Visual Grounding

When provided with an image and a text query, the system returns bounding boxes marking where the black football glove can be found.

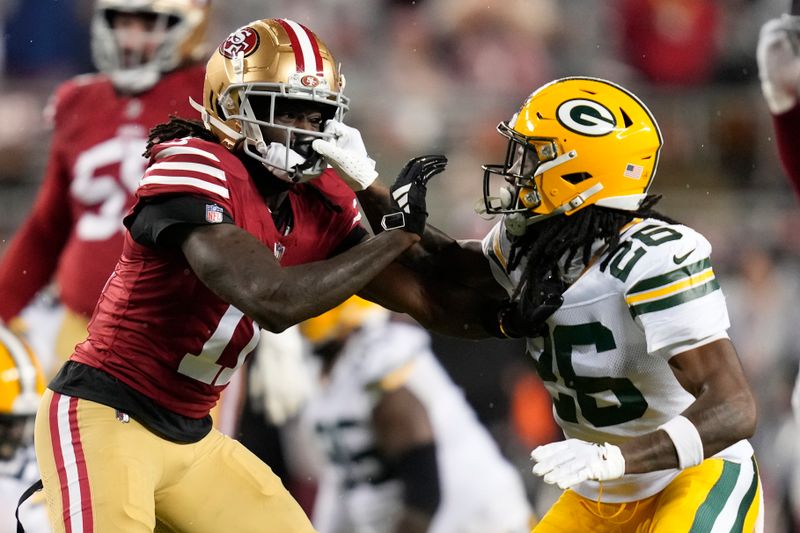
[381,155,447,237]
[497,275,565,338]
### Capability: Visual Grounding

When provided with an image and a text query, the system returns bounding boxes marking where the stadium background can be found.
[2,0,799,530]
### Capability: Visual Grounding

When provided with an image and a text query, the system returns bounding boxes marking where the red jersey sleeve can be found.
[313,169,365,251]
[772,105,800,199]
[0,83,75,321]
[137,138,235,213]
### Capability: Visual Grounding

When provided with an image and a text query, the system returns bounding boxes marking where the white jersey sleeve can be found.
[480,220,515,295]
[617,221,730,356]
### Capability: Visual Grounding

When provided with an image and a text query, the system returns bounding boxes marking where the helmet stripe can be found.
[297,22,324,75]
[278,19,323,75]
[0,326,36,400]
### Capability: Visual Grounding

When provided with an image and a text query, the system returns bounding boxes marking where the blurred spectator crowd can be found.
[3,0,800,530]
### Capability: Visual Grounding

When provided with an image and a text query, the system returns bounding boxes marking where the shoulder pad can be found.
[607,220,719,317]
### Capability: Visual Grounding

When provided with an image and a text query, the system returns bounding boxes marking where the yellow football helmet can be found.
[0,325,46,460]
[91,0,210,93]
[194,18,349,182]
[300,297,389,346]
[482,77,663,236]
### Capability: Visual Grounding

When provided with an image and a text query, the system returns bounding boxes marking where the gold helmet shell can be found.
[196,18,349,181]
[0,325,45,416]
[482,77,662,234]
[300,297,389,346]
[91,0,210,93]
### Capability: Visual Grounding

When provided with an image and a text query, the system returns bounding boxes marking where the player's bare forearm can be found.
[181,223,419,332]
[358,183,498,288]
[394,511,432,533]
[361,260,503,339]
[620,339,756,474]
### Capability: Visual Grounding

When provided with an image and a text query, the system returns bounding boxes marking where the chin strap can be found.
[534,150,577,177]
[188,97,243,142]
[505,181,606,236]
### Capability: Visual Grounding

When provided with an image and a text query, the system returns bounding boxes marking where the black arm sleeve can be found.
[394,443,441,516]
[124,195,234,248]
[330,224,369,256]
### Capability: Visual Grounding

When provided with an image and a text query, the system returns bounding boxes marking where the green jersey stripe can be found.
[629,279,720,318]
[628,258,711,294]
[689,460,741,533]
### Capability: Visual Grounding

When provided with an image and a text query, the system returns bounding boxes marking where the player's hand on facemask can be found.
[757,15,800,114]
[312,120,378,191]
[530,439,625,490]
[380,155,447,237]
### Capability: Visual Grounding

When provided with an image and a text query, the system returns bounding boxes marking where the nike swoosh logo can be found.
[673,249,695,264]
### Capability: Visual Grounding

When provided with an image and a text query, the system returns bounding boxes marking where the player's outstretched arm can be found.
[176,222,419,333]
[313,124,495,287]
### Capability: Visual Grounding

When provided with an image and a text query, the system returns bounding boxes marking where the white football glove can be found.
[757,15,800,114]
[248,326,313,425]
[530,439,625,490]
[312,120,378,191]
[257,142,310,182]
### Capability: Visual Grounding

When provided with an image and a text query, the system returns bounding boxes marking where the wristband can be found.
[658,415,704,469]
[380,212,406,231]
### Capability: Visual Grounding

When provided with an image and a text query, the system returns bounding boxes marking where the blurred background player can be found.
[757,8,800,198]
[0,324,48,533]
[299,297,534,533]
[757,8,800,529]
[0,0,209,374]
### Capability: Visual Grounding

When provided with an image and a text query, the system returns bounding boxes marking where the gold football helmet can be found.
[300,297,388,346]
[482,77,663,235]
[91,0,210,93]
[194,18,349,182]
[0,325,46,460]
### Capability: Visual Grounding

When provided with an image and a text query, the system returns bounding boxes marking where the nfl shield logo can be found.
[205,204,224,223]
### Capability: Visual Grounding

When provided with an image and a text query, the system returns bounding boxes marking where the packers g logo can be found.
[556,99,616,136]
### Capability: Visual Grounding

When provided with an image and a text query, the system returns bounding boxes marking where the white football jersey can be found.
[304,318,533,533]
[0,444,50,533]
[482,217,754,502]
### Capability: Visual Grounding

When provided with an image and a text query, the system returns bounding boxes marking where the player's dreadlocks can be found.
[144,115,218,158]
[507,195,677,305]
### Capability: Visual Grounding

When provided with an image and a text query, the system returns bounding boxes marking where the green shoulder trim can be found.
[628,258,711,295]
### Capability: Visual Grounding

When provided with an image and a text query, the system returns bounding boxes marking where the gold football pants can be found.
[34,389,317,533]
[533,457,762,532]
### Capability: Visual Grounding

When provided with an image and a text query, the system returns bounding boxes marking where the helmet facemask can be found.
[482,122,581,235]
[219,81,348,183]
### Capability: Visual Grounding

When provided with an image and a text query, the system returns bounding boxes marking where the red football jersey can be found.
[0,65,205,320]
[72,137,363,418]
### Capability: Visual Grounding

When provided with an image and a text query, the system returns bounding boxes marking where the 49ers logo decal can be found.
[556,99,617,137]
[300,75,320,88]
[219,27,260,59]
